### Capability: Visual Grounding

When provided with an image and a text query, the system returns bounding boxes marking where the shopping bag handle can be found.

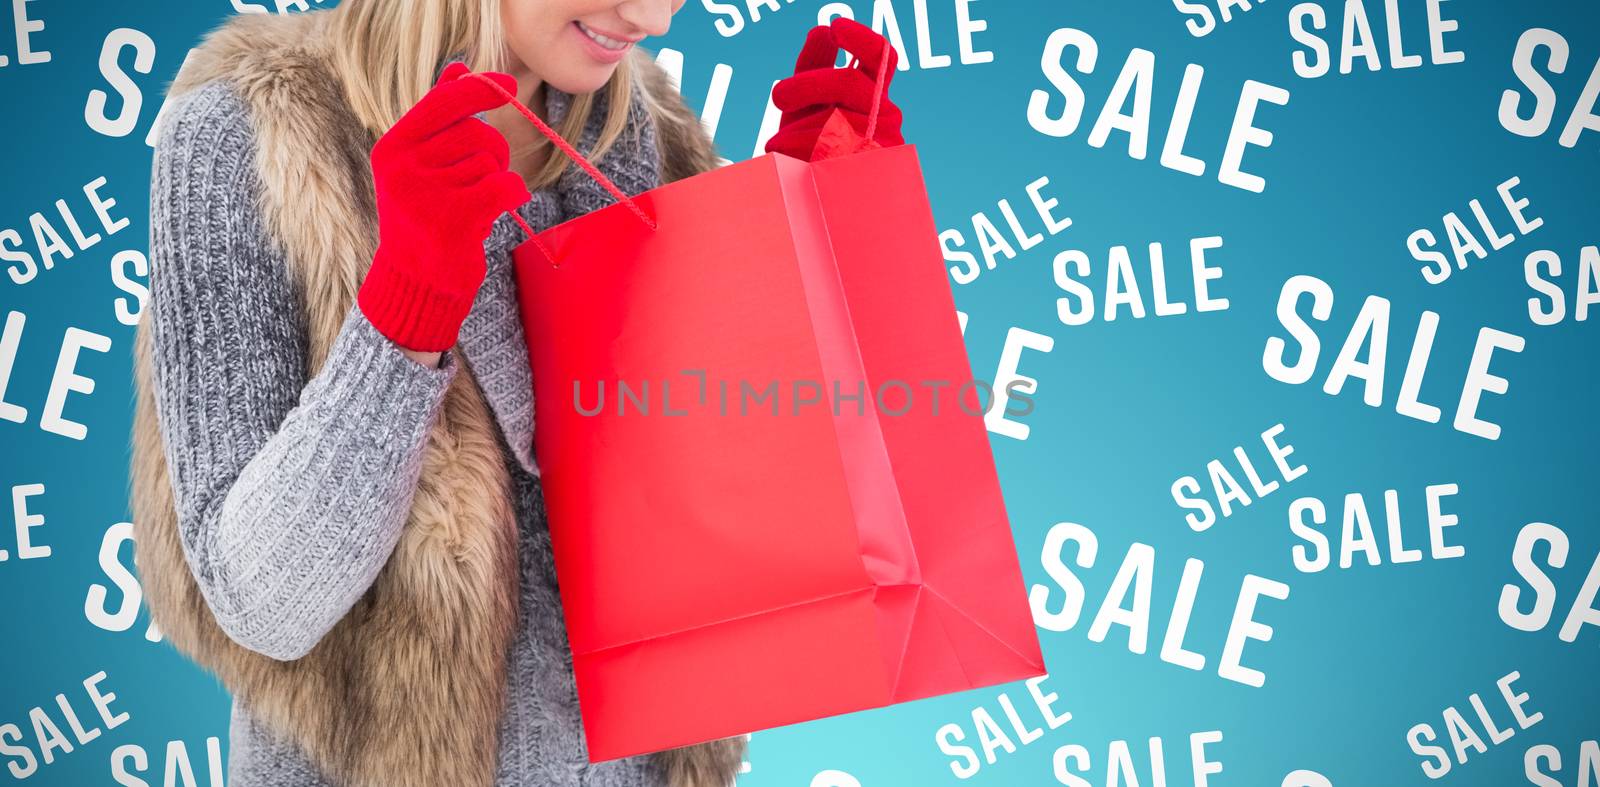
[471,37,889,267]
[844,37,893,143]
[469,72,658,268]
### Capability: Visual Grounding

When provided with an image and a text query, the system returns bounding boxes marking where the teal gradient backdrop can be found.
[1,1,1596,785]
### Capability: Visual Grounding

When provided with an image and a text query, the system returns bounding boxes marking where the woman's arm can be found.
[149,81,456,661]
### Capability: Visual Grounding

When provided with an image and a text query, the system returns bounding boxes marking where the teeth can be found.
[577,21,630,51]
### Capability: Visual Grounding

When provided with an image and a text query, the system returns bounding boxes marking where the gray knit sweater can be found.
[148,76,665,787]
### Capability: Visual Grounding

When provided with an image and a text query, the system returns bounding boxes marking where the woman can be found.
[129,0,903,786]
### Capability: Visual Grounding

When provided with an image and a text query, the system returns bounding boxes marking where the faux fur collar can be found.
[130,9,738,787]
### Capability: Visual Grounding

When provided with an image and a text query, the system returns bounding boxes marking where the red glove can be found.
[765,17,905,162]
[358,61,532,352]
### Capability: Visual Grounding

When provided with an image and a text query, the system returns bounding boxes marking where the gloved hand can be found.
[358,61,532,352]
[765,17,905,162]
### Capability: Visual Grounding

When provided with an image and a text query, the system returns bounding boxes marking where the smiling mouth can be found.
[574,21,635,51]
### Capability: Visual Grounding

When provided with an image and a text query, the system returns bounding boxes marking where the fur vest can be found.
[128,10,736,787]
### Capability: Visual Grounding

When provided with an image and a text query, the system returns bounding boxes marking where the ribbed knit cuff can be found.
[357,251,479,352]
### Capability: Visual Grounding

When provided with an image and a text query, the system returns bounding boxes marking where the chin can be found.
[545,59,620,97]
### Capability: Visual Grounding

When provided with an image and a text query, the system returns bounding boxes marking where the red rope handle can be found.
[844,38,893,142]
[481,38,887,265]
[468,71,657,265]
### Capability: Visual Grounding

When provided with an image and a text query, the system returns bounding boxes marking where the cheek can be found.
[502,13,571,75]
[503,2,591,60]
[535,0,622,25]
[504,3,560,52]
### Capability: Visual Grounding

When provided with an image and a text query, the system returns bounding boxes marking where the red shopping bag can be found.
[483,60,1045,761]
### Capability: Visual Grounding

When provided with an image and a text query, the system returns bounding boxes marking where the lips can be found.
[574,20,635,51]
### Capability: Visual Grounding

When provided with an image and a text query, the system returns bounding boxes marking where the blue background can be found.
[1,0,1596,785]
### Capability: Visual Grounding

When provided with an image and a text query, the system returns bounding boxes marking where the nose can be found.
[616,0,676,38]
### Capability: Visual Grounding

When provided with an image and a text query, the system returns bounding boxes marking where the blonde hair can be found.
[329,0,637,190]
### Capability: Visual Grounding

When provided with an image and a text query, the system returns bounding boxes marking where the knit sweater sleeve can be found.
[147,80,456,661]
